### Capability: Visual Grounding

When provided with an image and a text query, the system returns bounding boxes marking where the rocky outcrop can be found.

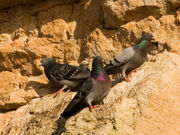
[102,0,180,28]
[0,0,180,134]
[1,52,180,135]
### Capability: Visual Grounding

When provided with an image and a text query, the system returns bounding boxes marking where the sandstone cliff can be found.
[0,0,180,135]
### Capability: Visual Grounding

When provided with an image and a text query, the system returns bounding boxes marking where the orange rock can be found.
[0,71,50,111]
[0,0,179,134]
[38,5,72,42]
[135,69,180,135]
[102,0,164,28]
[0,52,179,135]
[0,71,28,110]
[0,111,14,133]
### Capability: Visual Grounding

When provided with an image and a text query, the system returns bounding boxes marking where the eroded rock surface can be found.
[1,52,180,135]
[0,0,180,134]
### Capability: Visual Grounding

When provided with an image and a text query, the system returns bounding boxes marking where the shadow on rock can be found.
[52,117,67,135]
[25,81,60,97]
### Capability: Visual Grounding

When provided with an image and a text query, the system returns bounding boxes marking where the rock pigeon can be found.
[61,56,111,119]
[39,58,90,97]
[105,32,153,82]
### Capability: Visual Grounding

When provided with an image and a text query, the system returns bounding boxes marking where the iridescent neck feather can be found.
[137,40,147,48]
[92,64,109,82]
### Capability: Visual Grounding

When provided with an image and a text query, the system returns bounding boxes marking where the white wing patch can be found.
[111,47,135,66]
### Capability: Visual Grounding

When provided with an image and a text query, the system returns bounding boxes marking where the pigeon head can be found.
[92,56,105,68]
[91,56,109,81]
[39,58,55,67]
[137,32,154,49]
[141,32,153,42]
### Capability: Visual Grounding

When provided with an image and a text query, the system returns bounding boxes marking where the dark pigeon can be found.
[105,32,153,83]
[61,56,111,119]
[39,58,90,97]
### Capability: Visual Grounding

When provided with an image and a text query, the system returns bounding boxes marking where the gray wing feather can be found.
[70,65,90,79]
[111,47,135,66]
[72,70,90,79]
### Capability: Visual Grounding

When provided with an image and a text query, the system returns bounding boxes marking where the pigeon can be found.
[39,58,91,97]
[61,56,111,119]
[105,32,153,82]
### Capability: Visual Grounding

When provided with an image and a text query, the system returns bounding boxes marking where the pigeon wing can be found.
[50,64,90,81]
[110,47,135,67]
[50,64,78,81]
[70,64,90,79]
[61,77,93,118]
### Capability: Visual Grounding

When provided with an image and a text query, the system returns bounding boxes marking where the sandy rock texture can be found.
[1,52,180,135]
[0,0,180,135]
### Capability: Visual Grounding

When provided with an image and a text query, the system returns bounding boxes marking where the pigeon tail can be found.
[61,102,87,119]
[111,77,124,87]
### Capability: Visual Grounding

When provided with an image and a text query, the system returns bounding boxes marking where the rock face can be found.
[0,0,180,135]
[1,52,180,135]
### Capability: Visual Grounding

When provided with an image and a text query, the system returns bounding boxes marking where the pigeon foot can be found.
[53,85,68,98]
[53,89,64,98]
[125,70,137,82]
[89,105,99,111]
[124,77,130,82]
[129,70,136,76]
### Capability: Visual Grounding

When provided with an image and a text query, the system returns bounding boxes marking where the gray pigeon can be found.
[61,56,111,119]
[105,32,153,82]
[39,58,90,97]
